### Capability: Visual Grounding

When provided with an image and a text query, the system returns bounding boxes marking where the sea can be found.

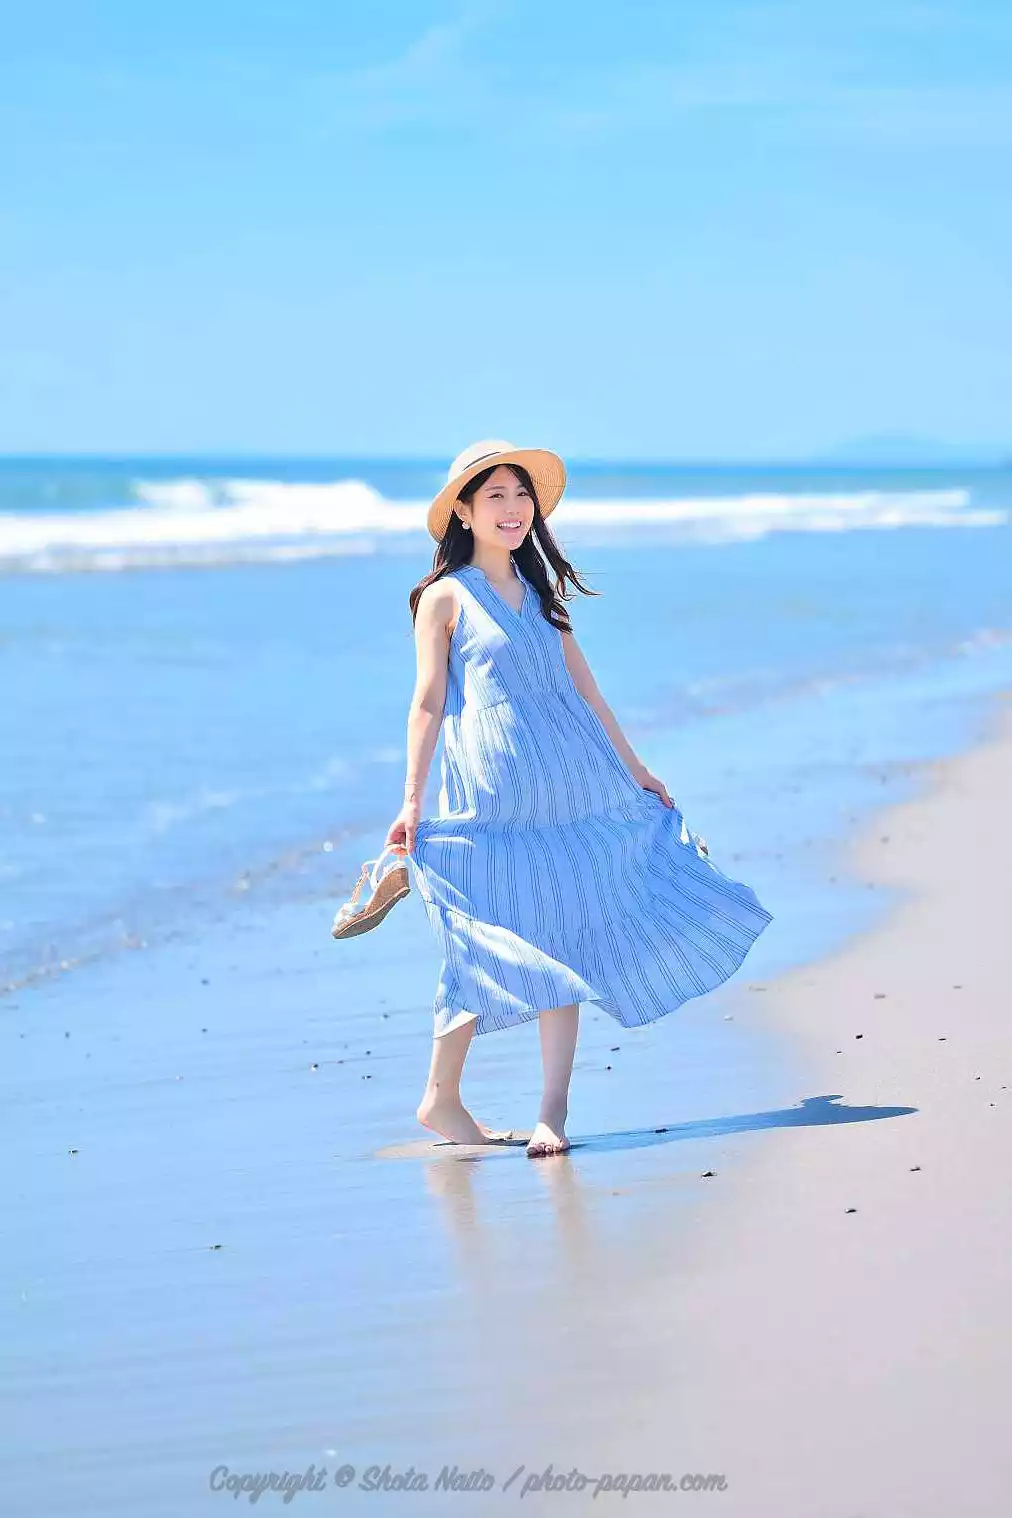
[3,455,1012,1515]
[2,454,1010,996]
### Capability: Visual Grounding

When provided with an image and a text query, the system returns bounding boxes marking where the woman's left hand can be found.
[633,764,674,807]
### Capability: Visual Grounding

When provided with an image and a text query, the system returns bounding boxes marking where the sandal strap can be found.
[335,843,405,922]
[367,842,404,891]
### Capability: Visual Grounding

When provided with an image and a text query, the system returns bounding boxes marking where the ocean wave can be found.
[0,478,1004,574]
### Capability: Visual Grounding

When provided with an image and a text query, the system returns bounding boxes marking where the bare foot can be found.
[416,1095,508,1145]
[526,1114,571,1159]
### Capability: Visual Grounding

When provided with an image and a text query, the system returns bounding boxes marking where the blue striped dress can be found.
[407,561,773,1038]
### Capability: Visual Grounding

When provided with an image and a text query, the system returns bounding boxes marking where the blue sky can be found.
[2,0,1010,459]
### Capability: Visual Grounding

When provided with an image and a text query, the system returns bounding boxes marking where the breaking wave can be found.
[0,477,1004,574]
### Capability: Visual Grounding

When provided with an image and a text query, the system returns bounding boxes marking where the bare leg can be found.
[416,1016,512,1144]
[527,1002,579,1158]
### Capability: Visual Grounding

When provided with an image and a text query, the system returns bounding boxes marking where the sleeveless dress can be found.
[406,562,773,1038]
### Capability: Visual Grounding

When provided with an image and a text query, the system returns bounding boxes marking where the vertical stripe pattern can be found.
[407,563,774,1037]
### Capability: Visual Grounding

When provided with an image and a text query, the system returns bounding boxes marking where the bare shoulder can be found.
[415,574,462,640]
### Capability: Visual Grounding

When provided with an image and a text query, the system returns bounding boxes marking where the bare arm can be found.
[394,581,457,851]
[560,627,673,806]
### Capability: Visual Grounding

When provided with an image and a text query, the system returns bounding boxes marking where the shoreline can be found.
[510,684,1012,1515]
[6,668,1012,1516]
[353,684,1012,1518]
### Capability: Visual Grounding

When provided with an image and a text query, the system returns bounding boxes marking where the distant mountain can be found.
[812,434,1009,467]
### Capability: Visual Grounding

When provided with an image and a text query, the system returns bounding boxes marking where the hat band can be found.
[458,449,506,475]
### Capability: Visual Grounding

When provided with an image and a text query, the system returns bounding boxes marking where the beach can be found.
[512,687,1012,1517]
[6,0,1011,1505]
[364,688,1012,1518]
[3,465,1012,1517]
[5,688,1011,1516]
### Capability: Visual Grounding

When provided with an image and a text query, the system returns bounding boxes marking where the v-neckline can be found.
[463,562,529,622]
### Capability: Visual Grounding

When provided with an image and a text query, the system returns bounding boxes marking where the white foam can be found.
[0,479,1003,574]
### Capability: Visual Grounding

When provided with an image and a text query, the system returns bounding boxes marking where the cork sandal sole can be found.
[331,846,411,940]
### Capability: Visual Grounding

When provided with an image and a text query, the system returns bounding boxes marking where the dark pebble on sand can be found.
[845,1207,857,1213]
[310,1063,318,1071]
[910,1165,921,1171]
[209,1243,222,1250]
[856,1033,864,1039]
[68,1148,78,1156]
[701,1170,716,1178]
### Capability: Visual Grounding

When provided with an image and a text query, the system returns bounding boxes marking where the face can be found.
[458,465,532,548]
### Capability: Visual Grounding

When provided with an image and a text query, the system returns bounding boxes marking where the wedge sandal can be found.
[331,843,411,940]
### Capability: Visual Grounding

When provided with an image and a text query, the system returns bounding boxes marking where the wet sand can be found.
[6,693,1012,1517]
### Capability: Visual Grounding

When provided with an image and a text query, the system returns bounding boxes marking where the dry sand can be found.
[622,692,1012,1516]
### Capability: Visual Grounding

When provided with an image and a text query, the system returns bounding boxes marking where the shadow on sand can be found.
[375,1093,917,1162]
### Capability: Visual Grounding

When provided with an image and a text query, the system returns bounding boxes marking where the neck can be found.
[468,548,517,582]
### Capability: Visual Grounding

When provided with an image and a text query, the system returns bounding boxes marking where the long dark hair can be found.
[408,462,596,630]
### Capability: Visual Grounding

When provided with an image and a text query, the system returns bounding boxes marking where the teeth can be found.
[498,521,521,528]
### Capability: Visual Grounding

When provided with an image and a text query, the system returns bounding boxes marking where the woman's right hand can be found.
[386,797,422,856]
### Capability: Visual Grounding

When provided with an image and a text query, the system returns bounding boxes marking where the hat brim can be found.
[427,448,567,542]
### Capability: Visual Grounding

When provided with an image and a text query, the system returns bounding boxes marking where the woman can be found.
[389,440,773,1158]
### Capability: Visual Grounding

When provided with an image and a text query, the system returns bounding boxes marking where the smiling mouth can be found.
[497,520,523,529]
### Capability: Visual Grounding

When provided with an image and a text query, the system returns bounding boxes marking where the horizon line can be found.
[0,449,1008,469]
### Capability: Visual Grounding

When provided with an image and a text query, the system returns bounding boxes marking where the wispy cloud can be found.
[517,66,1012,150]
[306,3,503,136]
[300,0,1012,152]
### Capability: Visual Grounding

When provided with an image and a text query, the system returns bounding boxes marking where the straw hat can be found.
[427,439,567,542]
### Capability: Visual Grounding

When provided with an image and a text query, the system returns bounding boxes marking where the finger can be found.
[405,830,415,854]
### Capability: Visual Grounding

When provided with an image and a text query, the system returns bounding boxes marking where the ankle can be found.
[538,1096,569,1128]
[417,1089,461,1120]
